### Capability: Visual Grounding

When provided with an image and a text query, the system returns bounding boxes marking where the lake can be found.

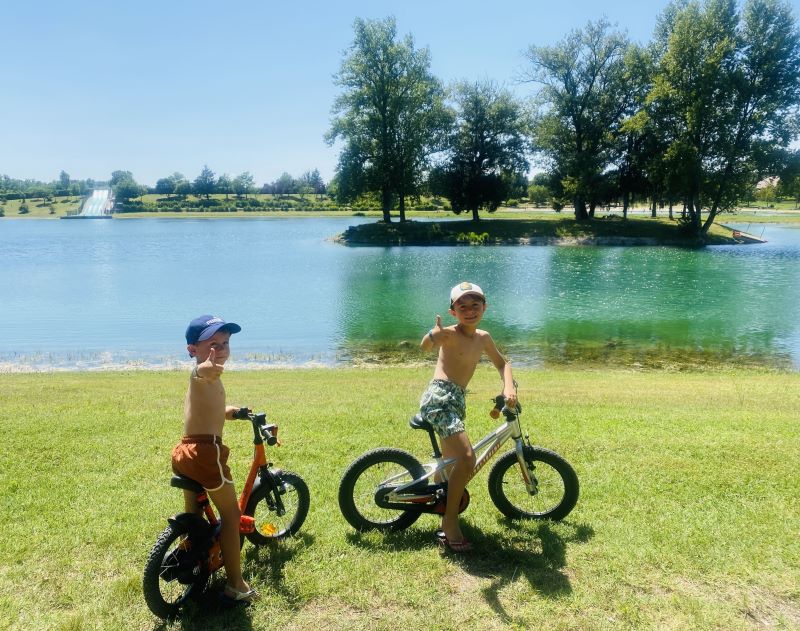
[1,217,799,370]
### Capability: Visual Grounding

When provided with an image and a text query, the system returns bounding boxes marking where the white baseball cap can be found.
[450,281,485,305]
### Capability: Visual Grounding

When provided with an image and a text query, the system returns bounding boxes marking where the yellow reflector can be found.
[261,523,278,536]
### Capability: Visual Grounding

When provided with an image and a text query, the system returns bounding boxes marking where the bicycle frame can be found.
[172,414,282,570]
[386,408,535,504]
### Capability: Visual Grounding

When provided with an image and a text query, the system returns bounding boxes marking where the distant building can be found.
[756,176,780,189]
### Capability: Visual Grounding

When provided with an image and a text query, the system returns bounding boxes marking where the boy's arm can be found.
[483,333,517,409]
[420,314,447,351]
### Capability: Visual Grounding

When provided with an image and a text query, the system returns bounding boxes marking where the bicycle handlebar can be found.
[490,394,522,419]
[234,408,279,446]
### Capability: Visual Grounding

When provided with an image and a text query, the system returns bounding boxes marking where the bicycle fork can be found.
[513,436,539,495]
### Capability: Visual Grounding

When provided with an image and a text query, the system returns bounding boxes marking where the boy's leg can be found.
[182,490,201,515]
[440,431,476,544]
[207,483,251,593]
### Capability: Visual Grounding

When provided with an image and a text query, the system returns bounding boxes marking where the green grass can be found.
[0,197,81,218]
[1,367,798,630]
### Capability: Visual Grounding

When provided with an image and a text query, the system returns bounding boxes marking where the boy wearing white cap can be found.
[419,282,517,552]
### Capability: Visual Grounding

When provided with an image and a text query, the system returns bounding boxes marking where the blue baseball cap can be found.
[185,315,241,345]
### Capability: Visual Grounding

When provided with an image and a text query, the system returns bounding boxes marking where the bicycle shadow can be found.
[455,519,594,626]
[346,518,593,623]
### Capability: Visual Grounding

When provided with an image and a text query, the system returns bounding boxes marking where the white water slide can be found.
[80,188,111,216]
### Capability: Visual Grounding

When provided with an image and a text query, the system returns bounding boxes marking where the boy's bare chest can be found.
[447,333,483,361]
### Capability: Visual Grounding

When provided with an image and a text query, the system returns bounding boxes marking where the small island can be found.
[335,215,749,247]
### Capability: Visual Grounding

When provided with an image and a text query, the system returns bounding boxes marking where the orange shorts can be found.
[171,435,233,492]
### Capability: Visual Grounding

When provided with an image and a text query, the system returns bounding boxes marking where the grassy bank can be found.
[336,216,740,246]
[1,367,798,630]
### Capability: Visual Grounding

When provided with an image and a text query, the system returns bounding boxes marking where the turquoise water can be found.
[1,217,799,370]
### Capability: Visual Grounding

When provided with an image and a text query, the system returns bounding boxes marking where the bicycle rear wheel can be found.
[338,448,426,532]
[244,471,310,544]
[488,446,579,521]
[142,522,208,619]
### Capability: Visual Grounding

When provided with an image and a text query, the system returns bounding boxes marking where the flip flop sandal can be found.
[223,585,260,603]
[438,535,473,553]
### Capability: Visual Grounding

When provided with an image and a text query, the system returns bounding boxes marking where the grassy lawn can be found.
[1,367,798,630]
[0,197,81,218]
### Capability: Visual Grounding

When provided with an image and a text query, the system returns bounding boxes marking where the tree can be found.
[647,0,800,235]
[155,177,175,198]
[59,170,70,191]
[299,169,326,199]
[232,172,255,198]
[524,20,635,220]
[110,170,134,187]
[272,172,296,197]
[114,175,143,202]
[216,174,232,200]
[327,17,449,222]
[778,150,800,207]
[430,81,530,221]
[193,165,216,199]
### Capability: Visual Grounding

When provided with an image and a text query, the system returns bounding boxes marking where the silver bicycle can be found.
[338,389,579,532]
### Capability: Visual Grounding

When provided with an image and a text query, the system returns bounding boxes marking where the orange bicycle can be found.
[143,409,309,618]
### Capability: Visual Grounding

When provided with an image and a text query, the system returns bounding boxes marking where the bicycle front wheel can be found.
[244,471,310,544]
[142,522,208,619]
[488,446,579,521]
[338,448,426,532]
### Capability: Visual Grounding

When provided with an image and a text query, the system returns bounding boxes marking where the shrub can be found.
[456,231,490,245]
[18,204,29,214]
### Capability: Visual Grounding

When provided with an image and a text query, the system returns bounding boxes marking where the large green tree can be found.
[233,172,255,198]
[327,17,449,222]
[430,81,530,221]
[647,0,800,235]
[193,165,216,200]
[524,20,635,220]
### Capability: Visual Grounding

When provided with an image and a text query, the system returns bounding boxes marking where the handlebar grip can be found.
[233,407,251,420]
[260,423,279,446]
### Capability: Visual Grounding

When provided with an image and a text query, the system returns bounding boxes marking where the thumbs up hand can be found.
[197,347,224,380]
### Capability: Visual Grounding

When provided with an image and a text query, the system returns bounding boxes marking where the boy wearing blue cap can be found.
[419,283,517,552]
[170,315,258,602]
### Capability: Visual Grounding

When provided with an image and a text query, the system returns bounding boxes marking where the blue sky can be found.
[3,1,681,187]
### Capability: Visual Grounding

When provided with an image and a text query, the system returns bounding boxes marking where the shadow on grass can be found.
[149,532,314,631]
[243,531,314,606]
[459,519,594,626]
[150,586,255,631]
[346,518,594,615]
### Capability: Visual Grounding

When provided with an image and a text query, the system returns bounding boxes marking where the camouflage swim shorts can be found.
[419,379,467,439]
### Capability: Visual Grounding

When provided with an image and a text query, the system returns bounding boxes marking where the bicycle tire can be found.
[143,521,209,619]
[244,471,310,544]
[487,446,579,521]
[338,447,426,532]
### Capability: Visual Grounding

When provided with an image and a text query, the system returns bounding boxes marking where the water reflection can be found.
[1,218,799,370]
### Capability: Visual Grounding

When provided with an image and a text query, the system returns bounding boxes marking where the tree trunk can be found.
[651,198,657,218]
[668,202,673,220]
[622,190,629,219]
[589,201,596,218]
[471,206,480,222]
[399,195,406,222]
[574,197,589,220]
[381,188,392,223]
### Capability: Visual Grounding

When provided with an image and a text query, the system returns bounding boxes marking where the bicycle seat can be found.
[170,474,204,494]
[409,414,434,432]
